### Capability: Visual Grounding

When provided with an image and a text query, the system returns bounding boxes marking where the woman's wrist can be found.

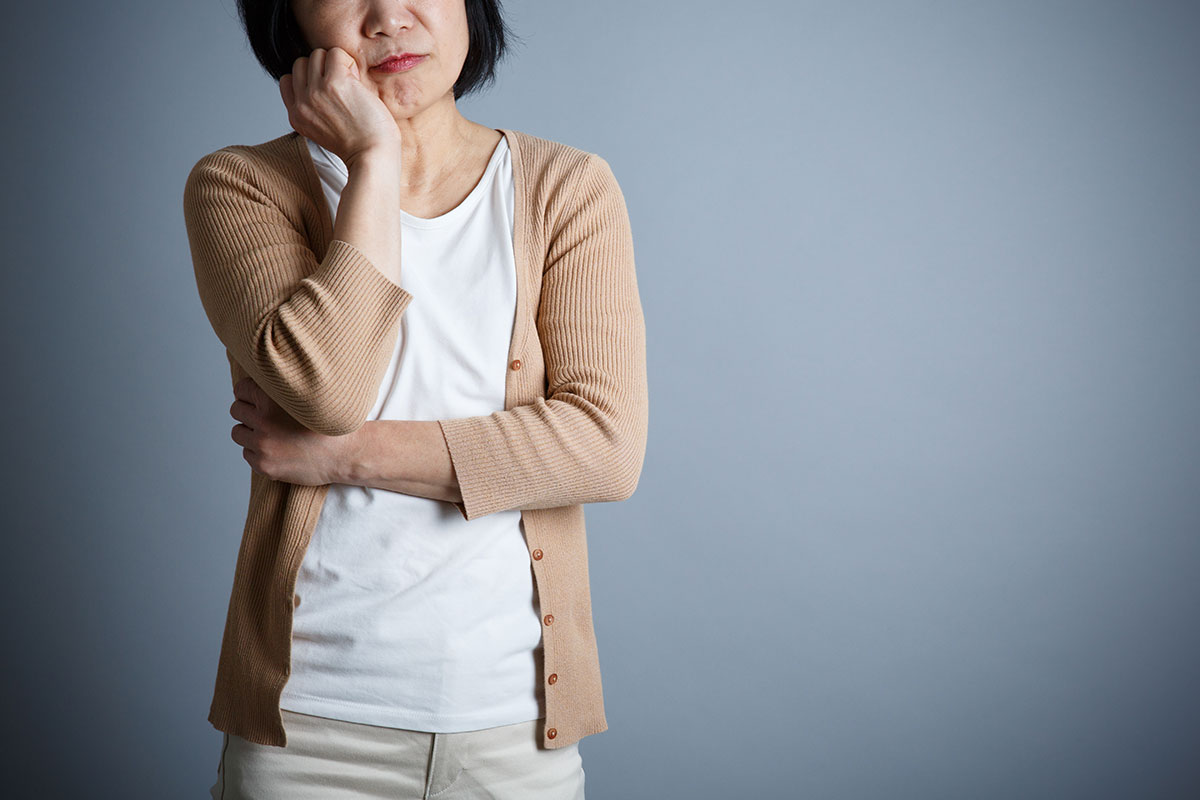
[343,142,401,175]
[336,421,461,505]
[336,422,373,486]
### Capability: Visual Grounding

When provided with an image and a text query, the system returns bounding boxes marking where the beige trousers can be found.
[209,709,586,799]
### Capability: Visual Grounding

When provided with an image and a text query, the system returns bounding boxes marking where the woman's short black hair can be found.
[236,0,515,100]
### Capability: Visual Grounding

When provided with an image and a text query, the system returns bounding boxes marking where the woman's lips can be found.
[370,54,427,73]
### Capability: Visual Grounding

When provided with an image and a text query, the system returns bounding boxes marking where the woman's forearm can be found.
[334,146,404,287]
[338,420,463,504]
[325,149,455,500]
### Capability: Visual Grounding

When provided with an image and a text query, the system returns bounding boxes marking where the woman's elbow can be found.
[308,410,368,438]
[302,388,377,437]
[606,431,647,502]
[257,379,372,438]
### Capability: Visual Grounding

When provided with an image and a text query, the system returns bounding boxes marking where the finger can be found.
[242,449,263,475]
[308,48,326,88]
[231,423,256,449]
[292,55,309,97]
[327,47,358,80]
[229,399,257,426]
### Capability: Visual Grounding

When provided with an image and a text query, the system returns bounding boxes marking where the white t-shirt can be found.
[278,134,545,732]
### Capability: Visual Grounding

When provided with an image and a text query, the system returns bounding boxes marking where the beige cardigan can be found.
[182,127,648,750]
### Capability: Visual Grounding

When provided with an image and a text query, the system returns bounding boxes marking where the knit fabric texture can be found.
[182,128,648,750]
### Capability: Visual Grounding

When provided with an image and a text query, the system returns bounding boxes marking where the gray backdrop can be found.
[2,1,1197,797]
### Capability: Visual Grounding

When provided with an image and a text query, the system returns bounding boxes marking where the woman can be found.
[181,0,648,797]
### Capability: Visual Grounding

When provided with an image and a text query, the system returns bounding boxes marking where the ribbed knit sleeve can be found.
[437,154,648,520]
[183,149,414,437]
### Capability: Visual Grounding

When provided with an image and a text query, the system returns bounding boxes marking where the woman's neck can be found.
[389,96,482,194]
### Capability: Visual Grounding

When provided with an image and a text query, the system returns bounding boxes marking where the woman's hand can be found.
[279,46,401,168]
[229,376,355,486]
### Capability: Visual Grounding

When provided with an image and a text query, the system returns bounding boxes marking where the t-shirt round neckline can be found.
[306,135,509,230]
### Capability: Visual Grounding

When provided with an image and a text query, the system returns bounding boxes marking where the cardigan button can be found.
[293,594,301,608]
[510,359,522,370]
[543,614,554,626]
[531,548,543,560]
[546,727,557,740]
[548,673,558,685]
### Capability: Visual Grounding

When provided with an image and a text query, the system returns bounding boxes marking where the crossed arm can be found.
[227,375,462,504]
[188,147,646,519]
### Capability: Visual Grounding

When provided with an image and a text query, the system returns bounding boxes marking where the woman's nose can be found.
[362,0,417,39]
